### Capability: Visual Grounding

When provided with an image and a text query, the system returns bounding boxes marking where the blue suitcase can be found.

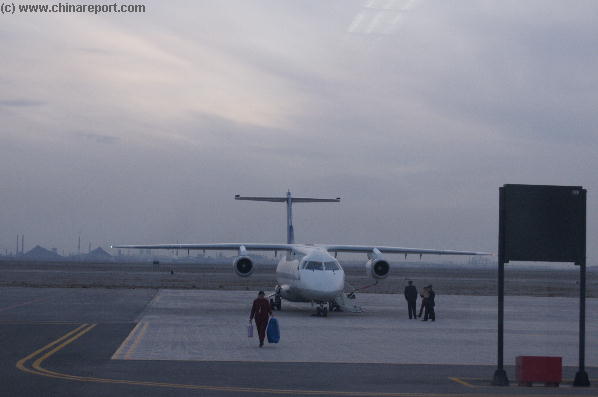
[266,317,280,343]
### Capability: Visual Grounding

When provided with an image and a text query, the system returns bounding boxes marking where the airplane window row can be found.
[304,261,322,270]
[303,261,340,271]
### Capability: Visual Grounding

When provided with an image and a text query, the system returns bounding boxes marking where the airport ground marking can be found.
[448,378,475,388]
[15,323,89,376]
[112,320,145,359]
[16,324,596,397]
[0,320,81,325]
[124,321,148,360]
[0,296,54,312]
[153,291,162,303]
[32,323,97,373]
[12,324,449,396]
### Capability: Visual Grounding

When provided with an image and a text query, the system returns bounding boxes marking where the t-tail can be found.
[234,190,341,244]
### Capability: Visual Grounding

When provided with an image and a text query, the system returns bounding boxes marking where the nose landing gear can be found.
[315,302,328,317]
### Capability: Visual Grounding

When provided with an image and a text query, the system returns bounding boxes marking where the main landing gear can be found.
[315,300,342,316]
[313,300,342,317]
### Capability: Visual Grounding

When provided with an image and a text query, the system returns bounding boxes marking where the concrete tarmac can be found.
[112,290,598,366]
[1,286,597,397]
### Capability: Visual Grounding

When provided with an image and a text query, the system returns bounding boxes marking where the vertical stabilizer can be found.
[235,191,340,244]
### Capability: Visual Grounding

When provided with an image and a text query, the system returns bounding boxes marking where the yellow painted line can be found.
[15,323,89,376]
[448,377,475,388]
[112,321,145,360]
[124,322,148,360]
[0,321,81,325]
[13,326,437,396]
[32,324,97,372]
[0,296,53,312]
[17,325,596,397]
[153,292,162,304]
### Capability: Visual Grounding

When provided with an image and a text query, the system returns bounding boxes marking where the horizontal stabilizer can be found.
[234,195,287,202]
[291,197,341,203]
[234,195,340,203]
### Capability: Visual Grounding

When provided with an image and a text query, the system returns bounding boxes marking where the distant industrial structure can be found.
[0,242,279,265]
[4,244,111,262]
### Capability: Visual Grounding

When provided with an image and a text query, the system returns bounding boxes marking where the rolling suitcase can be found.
[266,317,280,343]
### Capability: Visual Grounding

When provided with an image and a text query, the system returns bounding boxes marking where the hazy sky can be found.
[2,0,597,263]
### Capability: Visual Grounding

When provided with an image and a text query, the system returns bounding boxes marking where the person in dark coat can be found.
[423,285,436,321]
[249,290,272,347]
[418,286,429,318]
[403,280,418,319]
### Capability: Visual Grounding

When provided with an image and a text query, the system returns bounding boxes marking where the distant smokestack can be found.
[16,234,19,255]
[78,235,81,255]
[21,234,24,254]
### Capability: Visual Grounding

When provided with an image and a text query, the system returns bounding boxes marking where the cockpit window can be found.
[324,261,340,271]
[305,261,323,271]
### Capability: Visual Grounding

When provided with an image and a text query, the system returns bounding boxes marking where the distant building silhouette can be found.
[84,247,112,261]
[23,245,62,260]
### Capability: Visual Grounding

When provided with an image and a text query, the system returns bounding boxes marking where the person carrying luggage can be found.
[249,290,273,347]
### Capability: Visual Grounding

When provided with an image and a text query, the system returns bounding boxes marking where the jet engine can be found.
[233,256,254,277]
[366,258,390,279]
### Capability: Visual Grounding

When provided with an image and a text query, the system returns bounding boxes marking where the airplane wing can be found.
[319,244,491,256]
[111,243,294,252]
[111,243,490,256]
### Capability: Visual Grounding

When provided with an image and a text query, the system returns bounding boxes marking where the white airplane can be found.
[113,191,490,316]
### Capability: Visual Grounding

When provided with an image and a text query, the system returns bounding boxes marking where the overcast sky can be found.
[2,0,597,263]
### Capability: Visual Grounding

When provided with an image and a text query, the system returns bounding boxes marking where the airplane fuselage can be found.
[275,246,345,303]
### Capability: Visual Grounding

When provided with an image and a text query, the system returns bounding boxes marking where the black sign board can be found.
[500,184,586,263]
[493,184,590,388]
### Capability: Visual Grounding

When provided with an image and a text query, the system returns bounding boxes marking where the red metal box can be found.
[516,356,562,386]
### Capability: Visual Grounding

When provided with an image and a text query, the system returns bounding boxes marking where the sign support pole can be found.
[574,188,589,387]
[574,259,590,386]
[492,187,509,386]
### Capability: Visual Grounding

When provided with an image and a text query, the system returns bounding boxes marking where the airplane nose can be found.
[327,272,344,292]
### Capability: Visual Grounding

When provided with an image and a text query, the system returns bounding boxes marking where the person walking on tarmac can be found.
[404,280,418,319]
[423,285,436,321]
[250,291,273,347]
